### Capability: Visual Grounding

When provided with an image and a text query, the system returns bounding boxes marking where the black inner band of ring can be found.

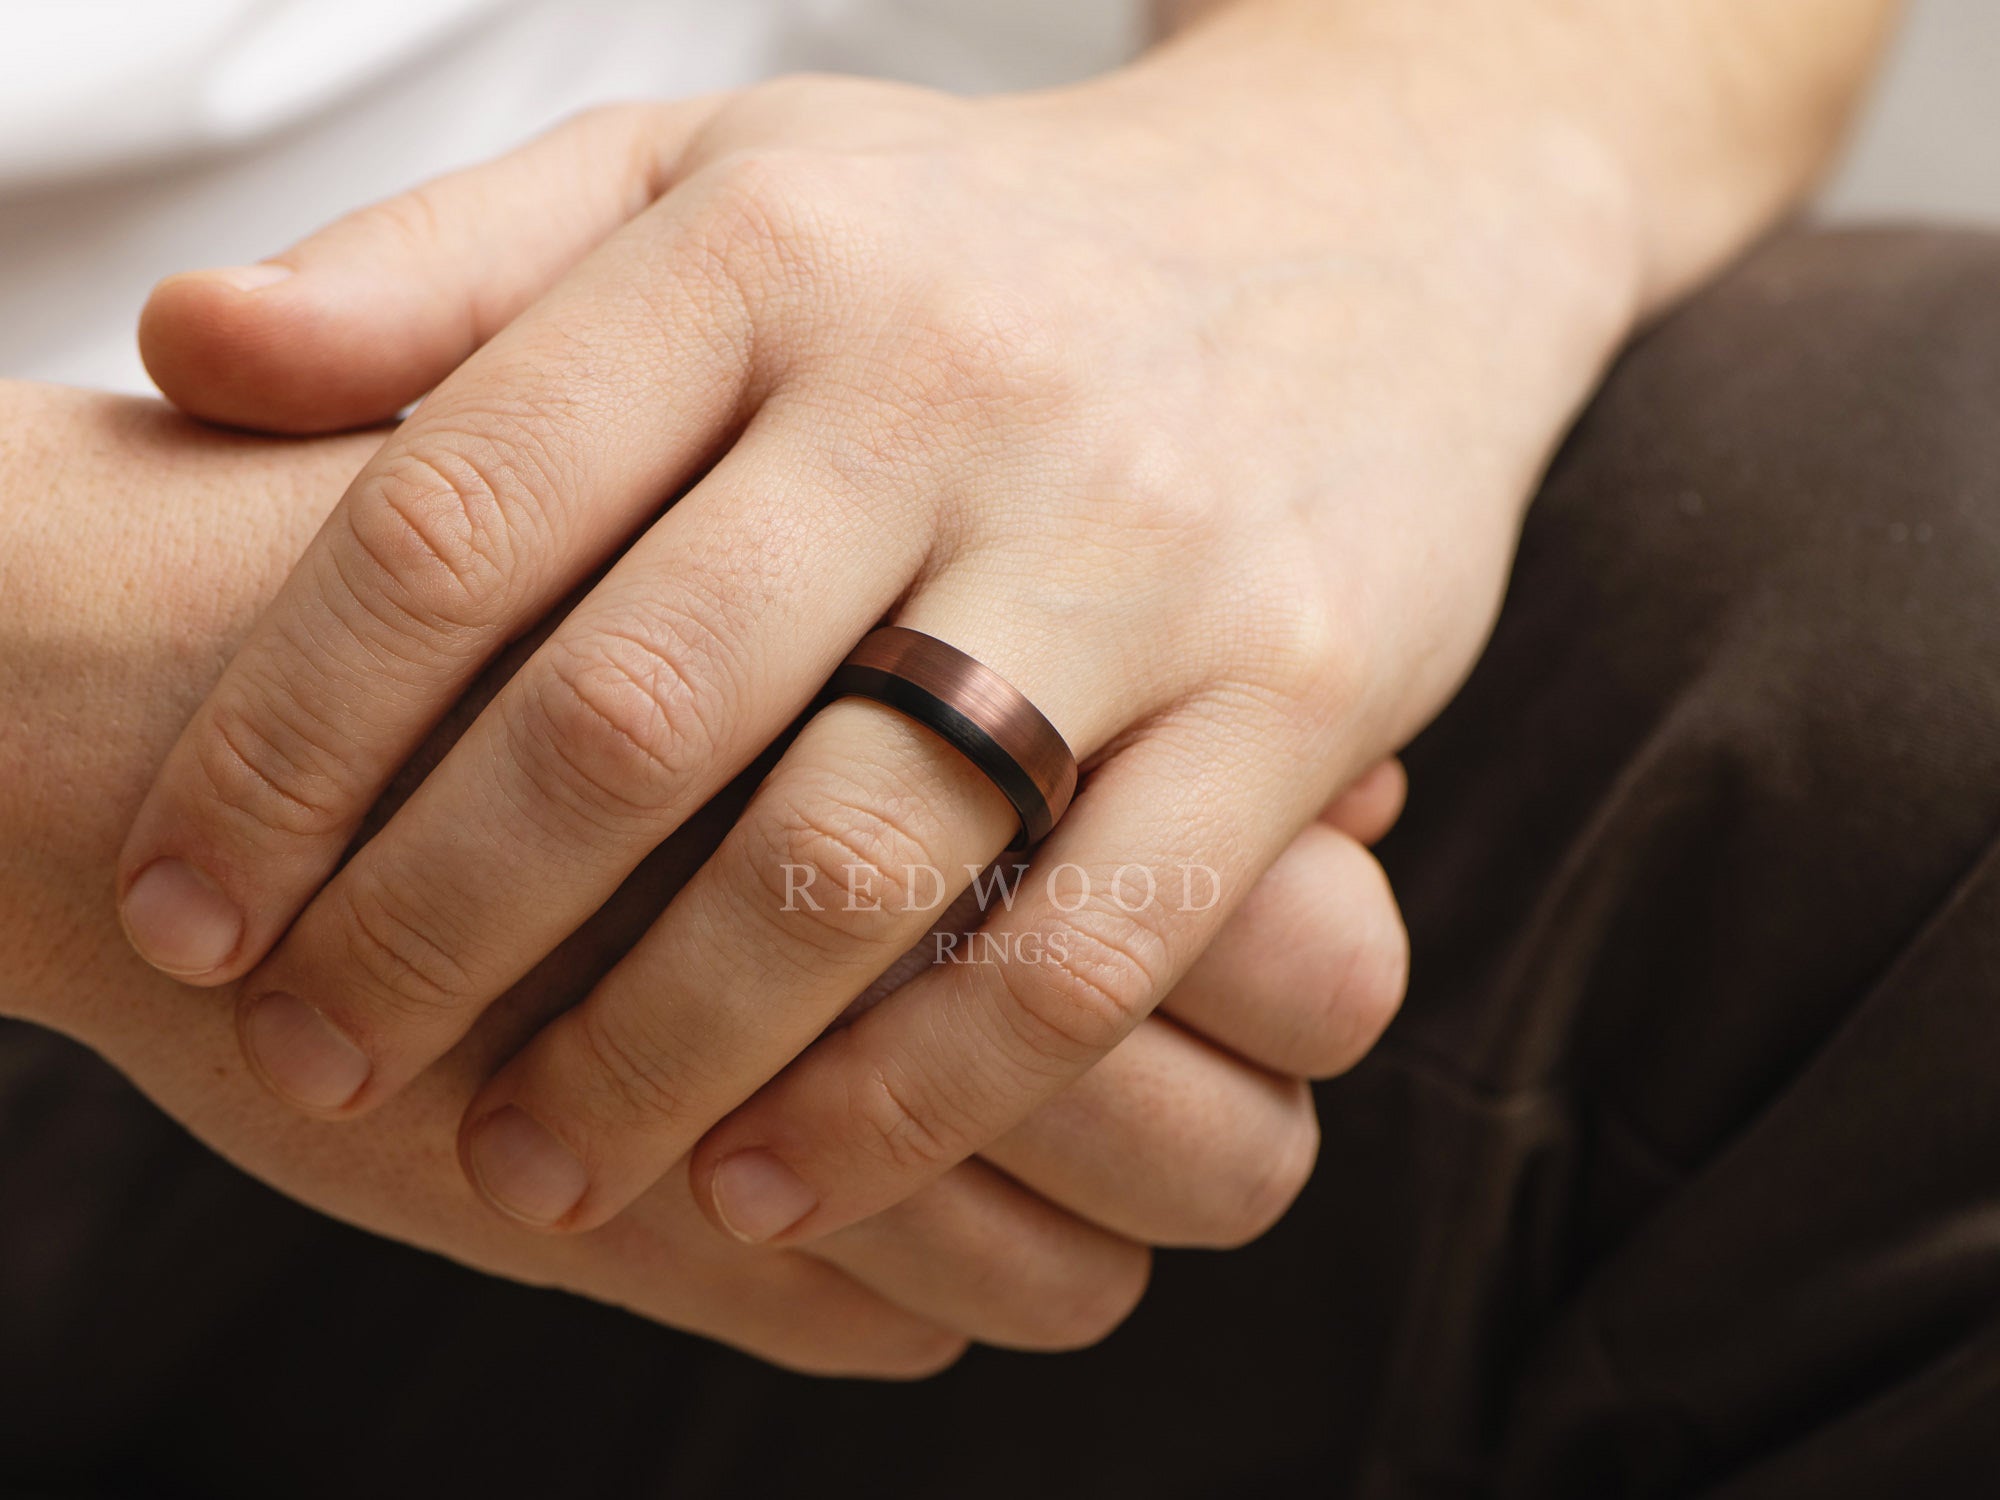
[821,663,1055,846]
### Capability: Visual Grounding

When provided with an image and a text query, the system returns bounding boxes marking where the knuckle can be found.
[1298,878,1410,1079]
[1025,1253,1151,1352]
[847,1055,969,1178]
[752,772,949,956]
[1214,554,1369,724]
[897,279,1079,425]
[1308,652,1367,729]
[1343,917,1413,1069]
[330,878,476,1021]
[1275,587,1368,717]
[354,185,448,258]
[689,145,856,292]
[346,439,548,636]
[521,619,722,821]
[1002,897,1172,1066]
[571,101,685,211]
[1095,428,1229,545]
[569,1001,700,1130]
[1203,1100,1321,1249]
[195,691,351,842]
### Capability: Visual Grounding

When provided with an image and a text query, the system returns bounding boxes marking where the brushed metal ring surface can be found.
[821,626,1078,846]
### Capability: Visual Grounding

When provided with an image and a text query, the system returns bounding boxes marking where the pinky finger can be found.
[1320,757,1406,846]
[1156,821,1408,1080]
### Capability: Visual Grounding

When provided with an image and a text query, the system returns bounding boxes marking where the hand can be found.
[122,40,1627,1241]
[3,383,1409,1369]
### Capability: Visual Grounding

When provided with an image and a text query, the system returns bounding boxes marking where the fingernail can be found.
[202,263,294,292]
[711,1150,818,1244]
[466,1107,589,1227]
[121,858,243,975]
[241,991,370,1112]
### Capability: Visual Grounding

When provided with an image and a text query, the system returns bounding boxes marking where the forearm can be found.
[1149,0,1902,315]
[0,385,713,1304]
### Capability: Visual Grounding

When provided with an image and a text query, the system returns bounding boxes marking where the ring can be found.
[821,626,1078,845]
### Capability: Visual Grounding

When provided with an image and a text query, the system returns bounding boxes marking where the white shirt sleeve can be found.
[0,0,1143,391]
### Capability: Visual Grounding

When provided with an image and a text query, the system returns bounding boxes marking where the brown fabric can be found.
[4,227,2000,1497]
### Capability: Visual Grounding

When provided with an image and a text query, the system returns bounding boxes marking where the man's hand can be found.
[114,28,1621,1250]
[118,0,1892,1252]
[1,383,1407,1371]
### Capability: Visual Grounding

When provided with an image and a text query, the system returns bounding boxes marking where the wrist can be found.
[0,385,371,1034]
[1141,0,1893,318]
[1052,11,1645,411]
[1150,1,1644,332]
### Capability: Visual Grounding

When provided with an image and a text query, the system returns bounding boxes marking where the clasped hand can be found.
[111,58,1621,1313]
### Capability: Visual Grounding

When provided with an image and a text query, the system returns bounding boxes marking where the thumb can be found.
[140,96,726,433]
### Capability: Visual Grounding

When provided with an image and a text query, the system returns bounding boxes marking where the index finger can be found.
[114,169,773,985]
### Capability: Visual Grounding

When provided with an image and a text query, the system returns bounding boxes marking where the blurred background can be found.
[1826,0,1999,221]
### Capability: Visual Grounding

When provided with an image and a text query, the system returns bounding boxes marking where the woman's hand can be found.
[120,32,1635,1243]
[4,384,1410,1372]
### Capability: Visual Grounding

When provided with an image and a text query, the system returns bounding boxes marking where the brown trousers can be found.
[5,229,1999,1498]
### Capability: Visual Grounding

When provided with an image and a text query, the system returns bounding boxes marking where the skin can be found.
[0,381,1408,1373]
[119,0,1899,1247]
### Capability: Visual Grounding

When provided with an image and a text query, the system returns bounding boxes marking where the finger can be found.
[1321,756,1406,845]
[117,155,814,989]
[623,1238,969,1380]
[450,591,1163,1231]
[810,1160,1149,1352]
[688,698,1365,1245]
[1157,820,1408,1079]
[981,1016,1322,1249]
[697,1260,967,1380]
[141,99,724,433]
[593,1178,967,1378]
[225,418,927,1116]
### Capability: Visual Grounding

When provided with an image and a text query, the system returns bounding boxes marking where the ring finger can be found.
[809,1159,1150,1352]
[452,582,1170,1233]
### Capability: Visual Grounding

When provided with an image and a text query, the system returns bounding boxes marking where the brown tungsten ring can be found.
[821,626,1078,846]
